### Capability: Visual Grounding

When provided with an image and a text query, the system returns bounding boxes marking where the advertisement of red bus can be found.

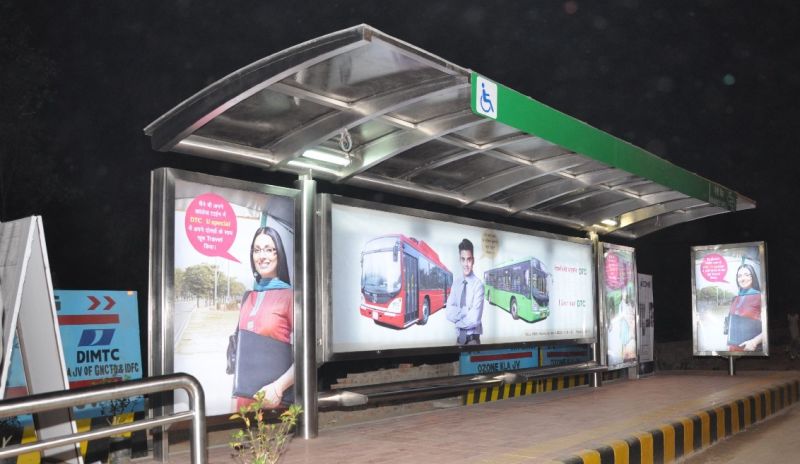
[360,234,453,329]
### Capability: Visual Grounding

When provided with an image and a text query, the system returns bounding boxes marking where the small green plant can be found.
[229,392,302,464]
[100,393,134,427]
[97,377,138,429]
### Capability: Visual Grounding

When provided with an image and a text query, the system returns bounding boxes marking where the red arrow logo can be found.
[88,296,101,310]
[87,295,116,310]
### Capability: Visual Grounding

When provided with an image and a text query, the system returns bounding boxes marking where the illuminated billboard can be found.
[150,169,297,416]
[636,274,655,365]
[692,242,768,356]
[600,243,638,369]
[327,200,595,355]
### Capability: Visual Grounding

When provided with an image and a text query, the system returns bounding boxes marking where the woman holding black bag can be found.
[229,226,294,409]
[726,263,763,352]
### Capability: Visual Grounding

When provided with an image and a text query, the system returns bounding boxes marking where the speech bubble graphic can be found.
[184,193,240,262]
[605,252,625,290]
[700,253,728,282]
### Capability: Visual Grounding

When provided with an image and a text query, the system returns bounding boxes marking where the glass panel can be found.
[367,140,463,178]
[343,120,399,150]
[281,42,450,103]
[500,138,571,163]
[564,161,611,176]
[414,154,518,191]
[387,87,470,124]
[195,88,332,148]
[545,190,628,216]
[618,181,672,196]
[450,121,521,145]
[484,175,562,202]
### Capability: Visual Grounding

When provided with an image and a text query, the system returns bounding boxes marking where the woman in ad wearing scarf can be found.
[727,263,763,352]
[232,226,294,409]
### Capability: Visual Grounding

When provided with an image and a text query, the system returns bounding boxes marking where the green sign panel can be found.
[470,72,740,212]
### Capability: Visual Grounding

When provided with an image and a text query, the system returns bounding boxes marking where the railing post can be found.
[187,376,208,464]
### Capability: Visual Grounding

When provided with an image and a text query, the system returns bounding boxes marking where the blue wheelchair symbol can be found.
[480,82,494,113]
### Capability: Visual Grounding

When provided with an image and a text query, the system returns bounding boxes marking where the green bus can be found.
[484,257,551,323]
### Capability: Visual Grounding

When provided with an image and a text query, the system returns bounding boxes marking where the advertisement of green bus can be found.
[330,200,596,354]
[484,257,551,323]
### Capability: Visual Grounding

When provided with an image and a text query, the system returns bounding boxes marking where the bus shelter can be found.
[144,24,755,447]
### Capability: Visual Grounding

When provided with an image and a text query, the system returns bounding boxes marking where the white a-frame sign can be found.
[0,216,82,463]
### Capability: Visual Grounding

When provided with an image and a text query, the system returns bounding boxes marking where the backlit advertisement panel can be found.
[636,274,654,364]
[152,170,297,416]
[330,202,595,354]
[601,244,638,369]
[692,242,768,356]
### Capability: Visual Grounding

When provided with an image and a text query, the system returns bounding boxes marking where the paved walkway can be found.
[162,370,799,464]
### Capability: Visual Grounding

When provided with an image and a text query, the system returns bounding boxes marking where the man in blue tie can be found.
[445,239,484,345]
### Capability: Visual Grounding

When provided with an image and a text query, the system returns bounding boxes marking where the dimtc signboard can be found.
[55,290,143,418]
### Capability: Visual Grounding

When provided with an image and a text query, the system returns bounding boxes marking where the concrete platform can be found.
[161,370,799,464]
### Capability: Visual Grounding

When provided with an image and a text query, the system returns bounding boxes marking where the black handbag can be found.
[226,329,238,375]
[226,291,250,375]
[232,329,293,402]
[727,314,762,347]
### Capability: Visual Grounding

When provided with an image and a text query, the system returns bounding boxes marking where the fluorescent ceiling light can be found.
[600,218,618,226]
[301,148,351,166]
[287,160,341,175]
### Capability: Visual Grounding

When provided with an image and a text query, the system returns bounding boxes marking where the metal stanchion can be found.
[295,174,318,439]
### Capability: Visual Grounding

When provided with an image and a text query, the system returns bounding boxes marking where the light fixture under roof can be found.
[301,148,351,166]
[287,159,341,175]
[600,218,618,227]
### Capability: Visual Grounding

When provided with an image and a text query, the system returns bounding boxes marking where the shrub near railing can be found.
[229,392,302,464]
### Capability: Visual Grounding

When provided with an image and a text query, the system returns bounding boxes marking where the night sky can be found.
[3,1,799,356]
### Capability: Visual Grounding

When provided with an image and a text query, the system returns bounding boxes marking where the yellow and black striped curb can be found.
[465,373,592,405]
[558,379,800,464]
[602,369,625,382]
[464,369,628,405]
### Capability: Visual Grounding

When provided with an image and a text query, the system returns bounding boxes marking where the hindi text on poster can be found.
[184,193,239,262]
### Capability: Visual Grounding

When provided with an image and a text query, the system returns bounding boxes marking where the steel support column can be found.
[294,175,318,438]
[590,231,603,388]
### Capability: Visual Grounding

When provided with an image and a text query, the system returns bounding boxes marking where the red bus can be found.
[360,234,453,328]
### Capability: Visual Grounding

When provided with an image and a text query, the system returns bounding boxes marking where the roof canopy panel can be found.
[145,24,755,238]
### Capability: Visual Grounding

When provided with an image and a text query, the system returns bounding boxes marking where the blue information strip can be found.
[459,347,539,375]
[539,344,591,367]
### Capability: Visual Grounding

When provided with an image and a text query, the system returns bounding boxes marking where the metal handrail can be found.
[0,373,206,463]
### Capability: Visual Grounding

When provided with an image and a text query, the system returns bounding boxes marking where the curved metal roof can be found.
[145,24,755,239]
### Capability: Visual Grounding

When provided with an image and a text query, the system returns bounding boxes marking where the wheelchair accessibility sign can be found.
[474,75,498,119]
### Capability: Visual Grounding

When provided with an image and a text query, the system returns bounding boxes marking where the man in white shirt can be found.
[445,239,484,345]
